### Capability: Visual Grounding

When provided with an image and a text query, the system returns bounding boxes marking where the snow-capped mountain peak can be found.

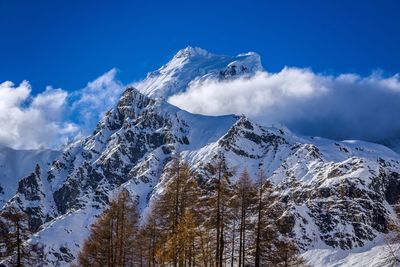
[136,46,263,98]
[172,46,212,59]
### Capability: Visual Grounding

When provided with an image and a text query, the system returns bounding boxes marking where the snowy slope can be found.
[302,236,399,267]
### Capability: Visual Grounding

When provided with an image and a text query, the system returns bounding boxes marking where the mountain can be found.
[1,47,400,266]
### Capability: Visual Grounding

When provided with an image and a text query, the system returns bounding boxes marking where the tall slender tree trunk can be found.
[254,189,262,267]
[193,239,196,267]
[113,217,119,267]
[216,171,221,267]
[219,209,225,267]
[108,220,114,267]
[242,209,246,267]
[238,208,243,267]
[230,219,236,267]
[152,229,156,267]
[16,219,21,267]
[140,247,143,267]
[173,162,181,267]
[119,205,126,267]
[200,232,208,267]
[147,237,151,267]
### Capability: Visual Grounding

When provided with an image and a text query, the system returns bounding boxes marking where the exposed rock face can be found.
[6,164,51,232]
[17,164,43,202]
[0,146,60,207]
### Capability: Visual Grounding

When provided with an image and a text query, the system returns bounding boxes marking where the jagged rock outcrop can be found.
[0,146,60,207]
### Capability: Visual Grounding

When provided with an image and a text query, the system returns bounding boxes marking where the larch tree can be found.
[154,155,186,266]
[253,170,275,267]
[254,170,266,267]
[0,207,44,267]
[228,192,240,267]
[383,200,400,265]
[142,154,203,266]
[77,189,140,267]
[234,170,256,267]
[138,212,160,267]
[203,153,234,267]
[271,235,309,267]
[178,169,203,266]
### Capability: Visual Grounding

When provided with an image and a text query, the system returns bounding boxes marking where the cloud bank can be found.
[2,65,400,151]
[0,69,124,149]
[169,68,400,145]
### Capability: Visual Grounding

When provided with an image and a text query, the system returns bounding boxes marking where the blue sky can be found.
[1,0,399,94]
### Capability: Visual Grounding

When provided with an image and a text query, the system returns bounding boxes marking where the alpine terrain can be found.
[1,47,400,266]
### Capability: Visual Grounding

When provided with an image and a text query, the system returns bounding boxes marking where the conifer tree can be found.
[142,154,203,266]
[203,153,234,267]
[383,201,400,265]
[234,170,256,267]
[228,194,240,267]
[253,170,274,267]
[271,235,309,267]
[77,189,140,267]
[0,207,44,266]
[138,212,160,267]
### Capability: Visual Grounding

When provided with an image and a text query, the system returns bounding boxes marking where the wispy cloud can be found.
[71,68,124,132]
[169,68,400,144]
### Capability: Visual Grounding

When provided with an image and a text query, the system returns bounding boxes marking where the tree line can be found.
[77,155,309,267]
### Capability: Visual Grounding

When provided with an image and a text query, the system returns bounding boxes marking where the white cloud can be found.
[0,81,77,149]
[32,86,68,120]
[169,68,400,144]
[0,69,124,150]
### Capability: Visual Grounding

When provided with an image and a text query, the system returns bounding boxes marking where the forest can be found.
[77,154,309,267]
